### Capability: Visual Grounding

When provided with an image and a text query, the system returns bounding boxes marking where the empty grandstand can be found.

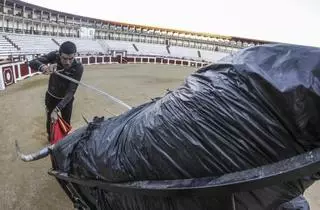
[0,0,275,64]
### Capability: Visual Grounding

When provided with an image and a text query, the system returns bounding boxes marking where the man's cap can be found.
[59,41,77,54]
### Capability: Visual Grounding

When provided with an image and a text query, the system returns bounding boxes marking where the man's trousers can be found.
[45,91,74,139]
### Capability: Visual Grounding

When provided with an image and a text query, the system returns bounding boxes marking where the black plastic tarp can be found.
[51,43,320,209]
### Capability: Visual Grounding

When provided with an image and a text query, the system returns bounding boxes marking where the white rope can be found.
[53,70,132,110]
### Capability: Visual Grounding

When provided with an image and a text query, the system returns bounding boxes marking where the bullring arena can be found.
[1,0,320,209]
[1,62,320,210]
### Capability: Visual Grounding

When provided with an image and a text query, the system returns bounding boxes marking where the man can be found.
[28,41,84,141]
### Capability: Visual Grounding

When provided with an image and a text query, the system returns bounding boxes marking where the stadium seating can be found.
[102,40,137,55]
[54,37,105,55]
[169,46,200,60]
[0,33,19,56]
[6,33,59,54]
[0,33,229,62]
[134,42,169,56]
[200,50,229,62]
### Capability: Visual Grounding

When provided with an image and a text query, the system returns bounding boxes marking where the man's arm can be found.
[28,51,58,72]
[56,64,84,111]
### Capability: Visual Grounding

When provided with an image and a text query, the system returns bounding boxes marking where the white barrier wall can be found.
[0,61,41,90]
[0,67,4,90]
[0,55,210,91]
[74,55,209,68]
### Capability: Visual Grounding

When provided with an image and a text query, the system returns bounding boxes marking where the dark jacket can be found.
[28,51,84,110]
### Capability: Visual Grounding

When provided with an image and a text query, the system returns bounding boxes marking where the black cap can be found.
[59,41,77,54]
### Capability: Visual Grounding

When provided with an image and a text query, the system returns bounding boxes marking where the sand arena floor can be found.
[0,64,319,209]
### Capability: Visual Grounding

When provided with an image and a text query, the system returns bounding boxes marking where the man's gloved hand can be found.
[50,107,60,122]
[41,64,57,75]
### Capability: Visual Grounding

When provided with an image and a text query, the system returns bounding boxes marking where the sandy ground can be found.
[0,64,319,210]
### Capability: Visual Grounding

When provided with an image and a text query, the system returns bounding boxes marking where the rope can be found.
[53,70,132,110]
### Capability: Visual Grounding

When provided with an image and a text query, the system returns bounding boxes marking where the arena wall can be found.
[0,55,209,90]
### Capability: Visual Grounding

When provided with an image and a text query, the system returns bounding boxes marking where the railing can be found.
[0,55,209,90]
